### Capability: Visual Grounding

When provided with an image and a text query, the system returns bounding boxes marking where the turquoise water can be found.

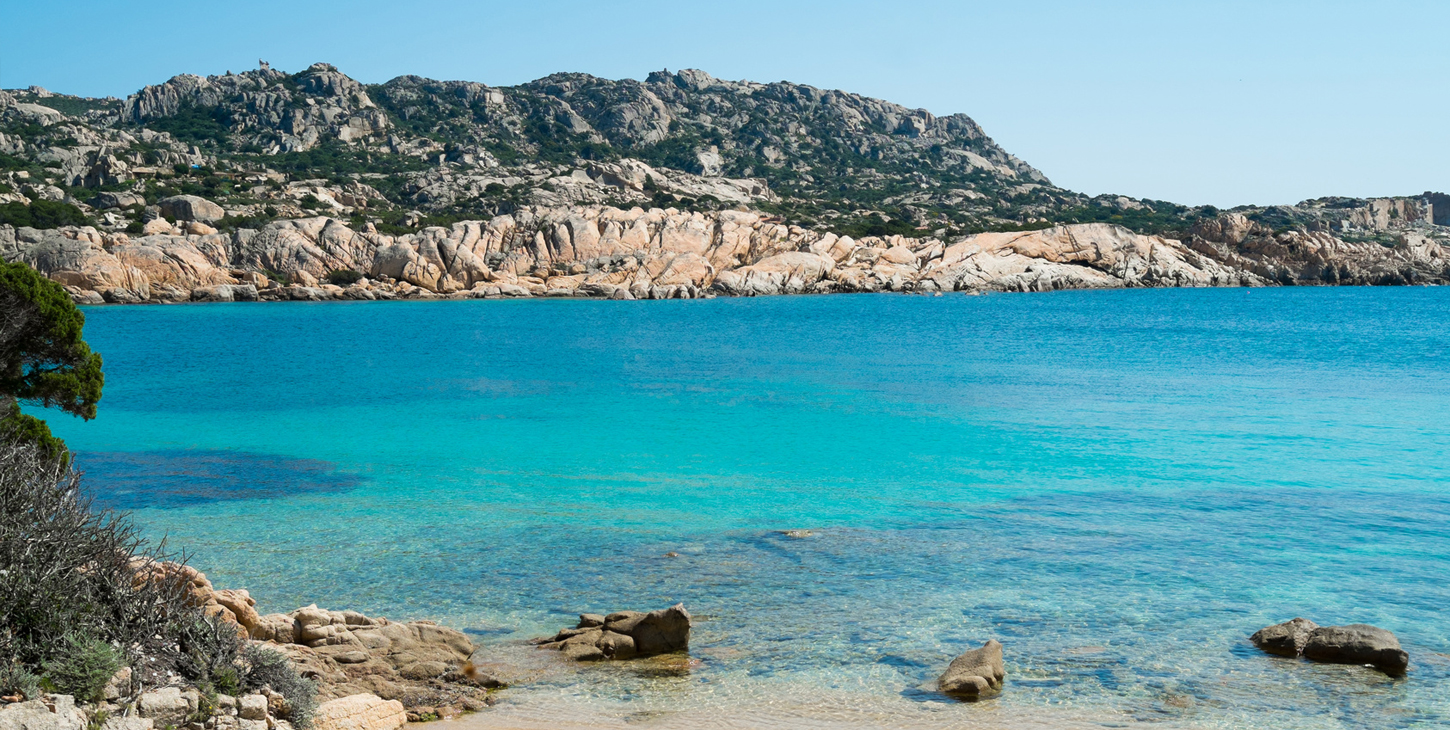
[49,289,1450,729]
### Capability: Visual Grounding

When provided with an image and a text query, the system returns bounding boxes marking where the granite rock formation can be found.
[1251,619,1409,674]
[3,208,1296,305]
[533,605,692,661]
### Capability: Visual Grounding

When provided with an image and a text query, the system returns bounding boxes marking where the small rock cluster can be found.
[251,604,499,713]
[0,690,410,730]
[533,605,691,661]
[0,679,301,730]
[1251,619,1409,674]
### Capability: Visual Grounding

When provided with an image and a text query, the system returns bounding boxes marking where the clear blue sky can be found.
[2,0,1444,207]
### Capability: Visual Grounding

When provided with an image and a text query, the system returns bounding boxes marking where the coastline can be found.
[3,204,1446,308]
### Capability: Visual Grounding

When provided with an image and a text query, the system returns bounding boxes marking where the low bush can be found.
[325,269,363,286]
[0,200,90,229]
[40,633,122,703]
[242,645,316,727]
[0,662,42,700]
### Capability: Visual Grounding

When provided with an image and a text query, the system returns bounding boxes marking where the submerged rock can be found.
[938,639,1006,699]
[1251,620,1408,674]
[536,604,691,660]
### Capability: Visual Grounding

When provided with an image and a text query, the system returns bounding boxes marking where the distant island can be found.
[0,62,1446,302]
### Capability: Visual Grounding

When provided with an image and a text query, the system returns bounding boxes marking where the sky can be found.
[1,0,1444,207]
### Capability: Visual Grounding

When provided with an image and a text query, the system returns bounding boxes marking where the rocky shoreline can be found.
[1,559,1419,730]
[2,201,1446,306]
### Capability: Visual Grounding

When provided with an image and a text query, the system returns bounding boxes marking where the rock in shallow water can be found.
[1303,624,1409,674]
[938,639,1005,699]
[1250,617,1319,657]
[537,604,691,660]
[1251,619,1408,674]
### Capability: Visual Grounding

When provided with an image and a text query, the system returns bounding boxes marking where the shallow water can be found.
[49,288,1450,729]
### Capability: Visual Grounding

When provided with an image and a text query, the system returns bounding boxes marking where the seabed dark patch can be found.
[75,450,365,509]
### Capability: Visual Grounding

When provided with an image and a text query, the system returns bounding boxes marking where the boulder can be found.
[103,666,133,701]
[92,192,146,210]
[238,694,268,721]
[311,694,405,730]
[140,218,175,236]
[630,604,692,655]
[100,718,153,730]
[1303,624,1409,674]
[0,697,86,730]
[1250,618,1318,657]
[157,195,225,223]
[537,604,690,661]
[1251,620,1409,674]
[938,640,1006,699]
[137,687,191,726]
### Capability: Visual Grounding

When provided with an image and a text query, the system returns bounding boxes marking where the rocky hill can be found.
[0,61,1446,302]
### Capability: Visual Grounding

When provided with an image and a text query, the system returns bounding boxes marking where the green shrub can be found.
[325,269,363,286]
[41,633,122,703]
[211,666,241,697]
[242,645,316,728]
[0,663,42,700]
[0,200,90,229]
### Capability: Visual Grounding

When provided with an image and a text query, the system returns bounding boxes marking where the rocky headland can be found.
[1,62,1445,304]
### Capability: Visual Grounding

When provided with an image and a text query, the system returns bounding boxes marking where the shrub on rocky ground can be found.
[324,269,363,286]
[40,633,122,703]
[0,436,192,673]
[0,663,41,700]
[242,645,317,728]
[0,435,317,724]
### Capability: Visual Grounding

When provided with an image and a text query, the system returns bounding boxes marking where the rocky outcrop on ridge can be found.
[533,605,692,661]
[1251,619,1409,675]
[123,63,390,153]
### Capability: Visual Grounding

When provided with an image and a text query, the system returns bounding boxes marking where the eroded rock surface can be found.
[0,696,86,730]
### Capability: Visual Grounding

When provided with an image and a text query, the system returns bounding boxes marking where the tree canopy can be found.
[0,262,104,456]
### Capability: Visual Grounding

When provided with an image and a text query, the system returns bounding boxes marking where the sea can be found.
[48,288,1450,729]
